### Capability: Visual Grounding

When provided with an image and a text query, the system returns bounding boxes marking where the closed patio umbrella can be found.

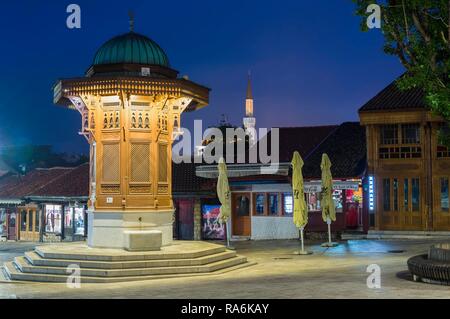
[320,153,338,247]
[291,151,312,255]
[217,157,233,249]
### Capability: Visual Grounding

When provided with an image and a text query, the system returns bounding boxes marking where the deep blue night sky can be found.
[0,0,404,154]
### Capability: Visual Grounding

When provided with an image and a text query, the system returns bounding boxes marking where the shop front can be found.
[227,180,366,240]
[1,202,87,242]
[43,203,87,242]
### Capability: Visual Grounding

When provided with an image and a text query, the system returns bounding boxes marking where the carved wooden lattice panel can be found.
[131,143,150,183]
[158,144,168,183]
[102,143,120,182]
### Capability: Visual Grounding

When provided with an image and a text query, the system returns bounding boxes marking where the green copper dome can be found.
[93,32,170,67]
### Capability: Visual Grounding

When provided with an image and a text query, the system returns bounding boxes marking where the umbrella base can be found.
[293,250,313,255]
[321,242,339,248]
[226,245,236,251]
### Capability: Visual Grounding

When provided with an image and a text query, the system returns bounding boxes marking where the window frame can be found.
[253,193,267,216]
[378,123,422,159]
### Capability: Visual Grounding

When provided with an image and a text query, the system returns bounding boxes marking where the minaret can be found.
[243,72,256,143]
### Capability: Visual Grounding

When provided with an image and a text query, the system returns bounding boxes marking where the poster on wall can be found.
[202,205,225,240]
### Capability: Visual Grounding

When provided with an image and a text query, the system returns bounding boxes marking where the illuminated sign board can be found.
[368,176,375,211]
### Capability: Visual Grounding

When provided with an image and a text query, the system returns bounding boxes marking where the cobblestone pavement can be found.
[0,239,449,299]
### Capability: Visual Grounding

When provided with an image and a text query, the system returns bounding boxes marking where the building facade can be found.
[359,78,450,231]
[0,164,89,242]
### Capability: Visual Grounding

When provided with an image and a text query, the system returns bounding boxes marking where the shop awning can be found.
[0,198,23,205]
[196,163,290,178]
[304,180,360,193]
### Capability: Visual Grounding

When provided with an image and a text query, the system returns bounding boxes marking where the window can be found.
[268,194,279,216]
[236,196,250,216]
[255,194,265,215]
[20,210,27,232]
[437,146,450,158]
[0,209,5,236]
[402,124,420,144]
[307,193,321,211]
[380,125,398,145]
[45,204,62,234]
[441,178,449,212]
[437,123,450,158]
[74,208,85,235]
[379,124,422,159]
[379,146,421,159]
[383,178,391,211]
[404,178,409,211]
[35,211,40,232]
[412,178,420,212]
[333,190,343,213]
[393,179,398,211]
[283,193,293,216]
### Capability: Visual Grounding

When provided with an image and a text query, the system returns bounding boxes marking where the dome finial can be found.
[128,10,134,32]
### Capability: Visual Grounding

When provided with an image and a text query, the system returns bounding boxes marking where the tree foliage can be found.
[353,0,449,142]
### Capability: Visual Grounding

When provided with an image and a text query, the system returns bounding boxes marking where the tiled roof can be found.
[172,162,210,194]
[0,167,75,198]
[267,125,339,163]
[30,164,89,197]
[303,122,367,179]
[359,78,426,112]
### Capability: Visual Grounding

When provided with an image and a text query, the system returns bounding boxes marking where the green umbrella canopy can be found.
[321,153,336,222]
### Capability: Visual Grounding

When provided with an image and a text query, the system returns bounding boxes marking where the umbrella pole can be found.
[327,218,332,244]
[294,227,312,255]
[321,217,338,247]
[226,219,235,250]
[300,227,305,252]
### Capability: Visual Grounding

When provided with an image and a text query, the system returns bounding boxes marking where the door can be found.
[7,211,17,240]
[232,193,251,236]
[379,177,423,230]
[433,176,450,230]
[18,207,40,241]
[174,200,194,240]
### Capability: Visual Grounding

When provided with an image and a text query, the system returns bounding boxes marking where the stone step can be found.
[14,254,248,278]
[24,250,237,269]
[5,257,253,283]
[35,244,226,262]
[367,230,450,240]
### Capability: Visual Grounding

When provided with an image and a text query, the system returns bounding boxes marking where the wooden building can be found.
[53,28,209,248]
[359,78,450,231]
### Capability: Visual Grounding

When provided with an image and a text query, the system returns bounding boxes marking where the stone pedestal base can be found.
[87,210,173,249]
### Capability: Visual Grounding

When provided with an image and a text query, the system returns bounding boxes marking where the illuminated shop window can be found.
[255,193,265,215]
[307,193,321,212]
[268,194,279,216]
[283,193,293,216]
[45,204,62,234]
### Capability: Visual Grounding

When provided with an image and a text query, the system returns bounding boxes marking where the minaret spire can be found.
[246,71,253,100]
[128,10,135,32]
[243,71,256,143]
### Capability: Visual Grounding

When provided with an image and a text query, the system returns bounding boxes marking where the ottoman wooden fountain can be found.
[407,243,450,285]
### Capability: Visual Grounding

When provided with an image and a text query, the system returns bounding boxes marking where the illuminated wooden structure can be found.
[359,79,450,231]
[53,29,209,247]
